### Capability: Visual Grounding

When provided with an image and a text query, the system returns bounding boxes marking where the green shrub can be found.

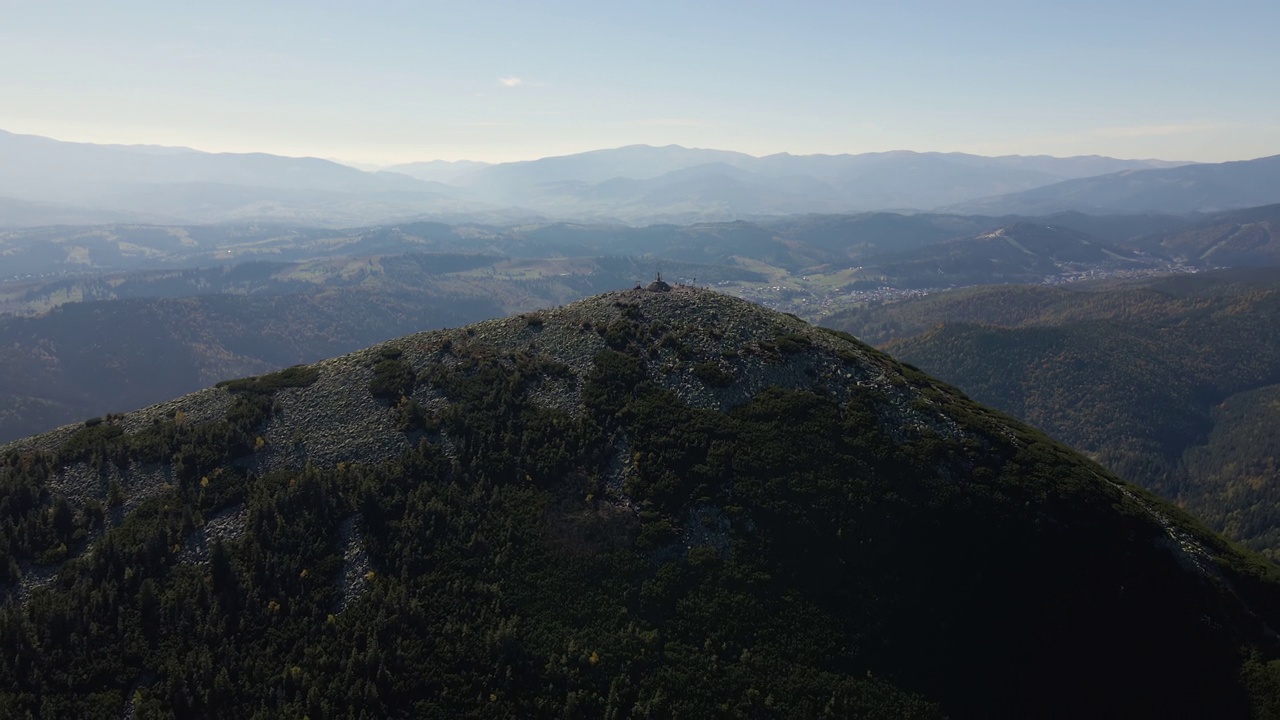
[692,362,734,388]
[369,358,416,402]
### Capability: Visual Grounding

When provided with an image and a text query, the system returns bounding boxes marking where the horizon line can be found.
[0,127,1211,169]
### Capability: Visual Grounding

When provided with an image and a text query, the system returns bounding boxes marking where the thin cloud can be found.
[498,77,523,88]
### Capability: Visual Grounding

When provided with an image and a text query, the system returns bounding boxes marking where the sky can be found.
[2,0,1278,165]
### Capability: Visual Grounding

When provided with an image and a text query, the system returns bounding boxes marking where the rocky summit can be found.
[4,286,1280,718]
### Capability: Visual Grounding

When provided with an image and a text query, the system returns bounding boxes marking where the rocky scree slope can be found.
[4,287,1280,718]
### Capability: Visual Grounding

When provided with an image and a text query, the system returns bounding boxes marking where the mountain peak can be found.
[6,286,1280,716]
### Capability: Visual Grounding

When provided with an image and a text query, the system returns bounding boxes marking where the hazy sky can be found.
[2,0,1277,164]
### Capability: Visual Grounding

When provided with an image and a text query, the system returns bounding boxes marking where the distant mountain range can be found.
[0,130,499,227]
[951,155,1280,215]
[447,146,1189,220]
[3,129,1211,227]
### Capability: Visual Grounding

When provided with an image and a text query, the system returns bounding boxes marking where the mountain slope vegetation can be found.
[848,221,1152,289]
[1132,203,1280,267]
[4,288,1280,718]
[825,269,1280,557]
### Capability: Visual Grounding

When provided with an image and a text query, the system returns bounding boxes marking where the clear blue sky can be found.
[2,0,1277,164]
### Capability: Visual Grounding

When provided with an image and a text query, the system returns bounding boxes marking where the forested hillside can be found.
[1132,203,1280,267]
[4,288,1280,717]
[846,221,1152,289]
[825,269,1280,557]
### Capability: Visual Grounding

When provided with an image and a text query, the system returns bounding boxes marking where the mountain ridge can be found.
[1133,203,1280,266]
[950,155,1280,215]
[1,130,1199,226]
